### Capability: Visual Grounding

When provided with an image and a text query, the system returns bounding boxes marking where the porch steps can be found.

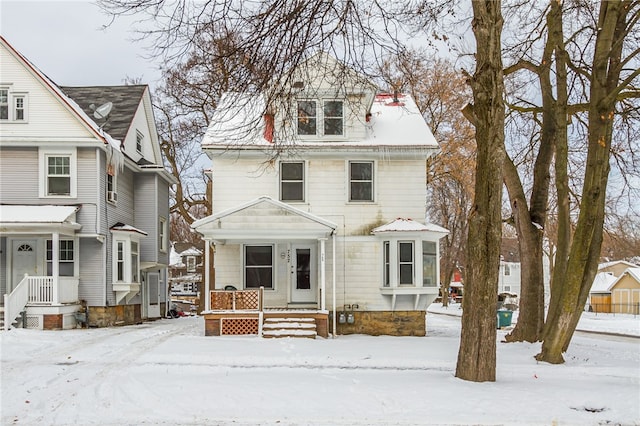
[262,317,317,339]
[0,306,24,330]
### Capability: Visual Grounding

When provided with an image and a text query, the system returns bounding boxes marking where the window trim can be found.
[186,256,196,273]
[39,148,77,198]
[348,161,375,203]
[296,98,345,138]
[243,244,274,290]
[279,161,305,202]
[136,130,144,154]
[0,87,28,122]
[0,87,8,120]
[46,238,76,277]
[398,241,415,285]
[111,232,143,285]
[159,217,168,252]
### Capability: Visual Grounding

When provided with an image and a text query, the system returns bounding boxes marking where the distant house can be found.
[169,242,204,311]
[589,263,640,314]
[193,52,448,337]
[0,37,176,330]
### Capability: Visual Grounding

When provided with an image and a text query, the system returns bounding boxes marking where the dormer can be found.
[270,52,378,143]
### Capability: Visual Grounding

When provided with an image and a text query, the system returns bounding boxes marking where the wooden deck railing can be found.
[210,287,264,311]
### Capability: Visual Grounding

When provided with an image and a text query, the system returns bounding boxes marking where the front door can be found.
[146,272,161,318]
[291,244,316,303]
[11,239,38,292]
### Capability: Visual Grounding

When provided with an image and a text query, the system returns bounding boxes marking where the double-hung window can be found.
[422,241,437,287]
[399,241,414,285]
[244,245,273,289]
[349,161,374,202]
[46,239,75,276]
[112,231,144,284]
[159,217,167,252]
[280,162,304,202]
[0,88,27,121]
[136,130,144,153]
[297,100,344,137]
[0,89,8,120]
[39,148,76,198]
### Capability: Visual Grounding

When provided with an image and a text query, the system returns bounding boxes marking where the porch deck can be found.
[203,288,329,337]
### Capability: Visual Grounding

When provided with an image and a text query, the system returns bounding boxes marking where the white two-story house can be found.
[0,37,175,329]
[192,52,447,337]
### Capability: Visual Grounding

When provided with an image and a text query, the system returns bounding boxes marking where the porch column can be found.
[204,239,211,311]
[319,238,326,311]
[52,232,60,304]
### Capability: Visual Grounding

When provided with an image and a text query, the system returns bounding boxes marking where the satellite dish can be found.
[91,102,113,120]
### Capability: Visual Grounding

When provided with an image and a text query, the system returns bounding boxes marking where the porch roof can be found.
[192,196,337,242]
[0,205,81,235]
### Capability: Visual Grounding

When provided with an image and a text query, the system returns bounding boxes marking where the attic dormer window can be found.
[297,100,344,137]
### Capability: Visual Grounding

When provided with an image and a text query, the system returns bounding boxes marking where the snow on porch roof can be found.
[371,218,449,234]
[0,205,79,224]
[110,222,148,236]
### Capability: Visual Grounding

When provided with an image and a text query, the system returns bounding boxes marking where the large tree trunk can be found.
[538,0,628,363]
[504,0,561,343]
[455,0,505,382]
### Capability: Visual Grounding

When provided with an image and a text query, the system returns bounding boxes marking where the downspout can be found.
[332,232,336,338]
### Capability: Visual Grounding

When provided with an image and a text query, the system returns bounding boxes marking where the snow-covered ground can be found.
[1,307,638,426]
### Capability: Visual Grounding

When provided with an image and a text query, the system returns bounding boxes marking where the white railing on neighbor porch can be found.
[4,275,80,330]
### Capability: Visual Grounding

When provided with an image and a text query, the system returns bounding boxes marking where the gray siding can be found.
[78,237,106,307]
[0,237,6,296]
[0,147,39,202]
[134,173,158,263]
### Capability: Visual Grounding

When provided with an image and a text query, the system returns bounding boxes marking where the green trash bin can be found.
[497,310,513,328]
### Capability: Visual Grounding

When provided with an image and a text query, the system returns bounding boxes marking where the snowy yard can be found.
[1,309,639,426]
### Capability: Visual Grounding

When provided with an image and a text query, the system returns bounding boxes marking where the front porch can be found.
[203,288,329,338]
[3,275,81,330]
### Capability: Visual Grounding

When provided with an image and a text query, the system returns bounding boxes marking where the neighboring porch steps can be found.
[262,317,317,339]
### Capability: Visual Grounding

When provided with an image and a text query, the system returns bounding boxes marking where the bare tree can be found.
[456,0,505,382]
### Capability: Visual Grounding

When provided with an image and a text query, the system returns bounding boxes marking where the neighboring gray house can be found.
[0,36,176,329]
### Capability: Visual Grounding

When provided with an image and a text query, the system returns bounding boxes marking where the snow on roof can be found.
[619,267,640,284]
[371,218,449,234]
[590,272,617,293]
[169,245,183,266]
[598,260,638,270]
[109,223,148,236]
[201,92,438,149]
[179,247,202,256]
[0,205,79,223]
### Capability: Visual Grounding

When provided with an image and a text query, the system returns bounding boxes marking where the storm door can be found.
[290,244,317,303]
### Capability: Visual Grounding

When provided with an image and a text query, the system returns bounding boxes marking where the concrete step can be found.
[262,317,317,339]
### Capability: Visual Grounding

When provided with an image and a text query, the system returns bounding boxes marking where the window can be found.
[297,101,317,135]
[112,235,142,284]
[186,256,196,273]
[116,241,125,281]
[280,162,304,202]
[323,100,343,135]
[39,149,76,198]
[422,241,437,287]
[14,96,25,120]
[131,241,139,282]
[244,245,273,289]
[46,239,74,276]
[0,88,7,119]
[0,88,27,121]
[159,217,167,252]
[136,130,143,153]
[398,241,414,285]
[107,169,117,203]
[504,264,511,276]
[349,161,374,202]
[383,241,390,287]
[47,156,71,196]
[297,99,344,137]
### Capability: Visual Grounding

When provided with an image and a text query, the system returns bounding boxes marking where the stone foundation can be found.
[87,304,142,327]
[331,310,426,336]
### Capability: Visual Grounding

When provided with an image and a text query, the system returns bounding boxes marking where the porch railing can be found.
[4,274,29,331]
[210,287,264,311]
[4,275,80,330]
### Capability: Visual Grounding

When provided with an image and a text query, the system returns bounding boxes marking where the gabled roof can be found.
[598,260,638,270]
[0,36,122,156]
[192,196,337,241]
[590,272,617,293]
[60,85,147,142]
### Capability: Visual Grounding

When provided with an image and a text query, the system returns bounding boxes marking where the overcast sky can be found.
[1,1,161,87]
